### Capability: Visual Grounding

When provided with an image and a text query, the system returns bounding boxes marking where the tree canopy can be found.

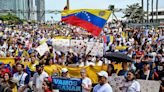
[123,3,145,23]
[0,13,24,24]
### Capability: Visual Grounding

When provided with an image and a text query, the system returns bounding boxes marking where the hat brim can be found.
[97,72,105,77]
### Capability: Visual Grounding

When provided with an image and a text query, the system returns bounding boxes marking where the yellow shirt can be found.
[29,60,39,72]
[12,86,18,92]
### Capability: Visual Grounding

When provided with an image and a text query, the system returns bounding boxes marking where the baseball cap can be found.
[80,69,86,73]
[97,71,108,79]
[61,68,68,73]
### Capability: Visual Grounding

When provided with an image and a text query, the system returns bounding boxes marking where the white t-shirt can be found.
[129,38,134,45]
[13,72,28,87]
[93,83,113,92]
[82,77,92,92]
[96,60,103,66]
[33,71,49,92]
[126,80,140,92]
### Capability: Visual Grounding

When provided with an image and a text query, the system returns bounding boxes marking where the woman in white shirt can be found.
[80,69,92,92]
[121,70,140,92]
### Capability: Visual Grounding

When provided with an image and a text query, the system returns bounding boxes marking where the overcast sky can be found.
[45,0,164,21]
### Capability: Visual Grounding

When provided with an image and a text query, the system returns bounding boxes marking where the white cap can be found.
[61,68,68,73]
[98,71,108,78]
[56,51,61,56]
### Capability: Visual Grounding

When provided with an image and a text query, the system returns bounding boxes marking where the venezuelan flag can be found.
[62,9,111,36]
[103,35,114,43]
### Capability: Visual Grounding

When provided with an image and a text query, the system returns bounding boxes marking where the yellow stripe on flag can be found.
[62,9,111,20]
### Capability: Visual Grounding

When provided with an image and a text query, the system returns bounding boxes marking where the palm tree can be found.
[141,0,144,23]
[147,0,149,24]
[156,0,158,23]
[151,0,154,23]
[123,3,144,23]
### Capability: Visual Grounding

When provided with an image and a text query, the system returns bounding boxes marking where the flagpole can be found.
[67,0,70,10]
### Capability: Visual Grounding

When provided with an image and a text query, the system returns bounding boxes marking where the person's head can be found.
[9,77,18,89]
[97,71,108,85]
[31,57,36,64]
[42,77,53,91]
[122,62,128,70]
[80,68,87,78]
[53,68,59,77]
[107,64,115,76]
[49,58,53,65]
[143,62,150,70]
[16,63,24,72]
[3,72,12,81]
[126,70,136,81]
[45,58,53,65]
[36,64,44,74]
[61,68,68,77]
[0,62,4,69]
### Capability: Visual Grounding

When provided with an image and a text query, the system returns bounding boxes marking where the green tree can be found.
[123,3,145,23]
[0,13,24,24]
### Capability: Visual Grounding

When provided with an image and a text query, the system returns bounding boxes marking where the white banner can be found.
[86,42,104,56]
[52,39,104,56]
[71,40,87,54]
[52,39,70,52]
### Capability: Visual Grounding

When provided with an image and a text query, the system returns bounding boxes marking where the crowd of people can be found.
[0,19,163,92]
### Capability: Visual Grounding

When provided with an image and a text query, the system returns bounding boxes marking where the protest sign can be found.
[35,42,49,56]
[71,40,87,54]
[108,76,126,92]
[52,39,70,52]
[108,76,161,92]
[52,77,82,92]
[86,42,104,56]
[137,79,160,92]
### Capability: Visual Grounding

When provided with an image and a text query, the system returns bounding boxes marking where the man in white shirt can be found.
[80,69,92,92]
[93,71,113,92]
[13,63,29,91]
[33,64,49,92]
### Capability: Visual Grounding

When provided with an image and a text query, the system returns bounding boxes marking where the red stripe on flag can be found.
[103,35,107,43]
[62,16,102,36]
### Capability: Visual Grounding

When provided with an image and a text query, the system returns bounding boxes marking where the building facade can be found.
[149,8,164,23]
[35,0,45,22]
[0,0,45,21]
